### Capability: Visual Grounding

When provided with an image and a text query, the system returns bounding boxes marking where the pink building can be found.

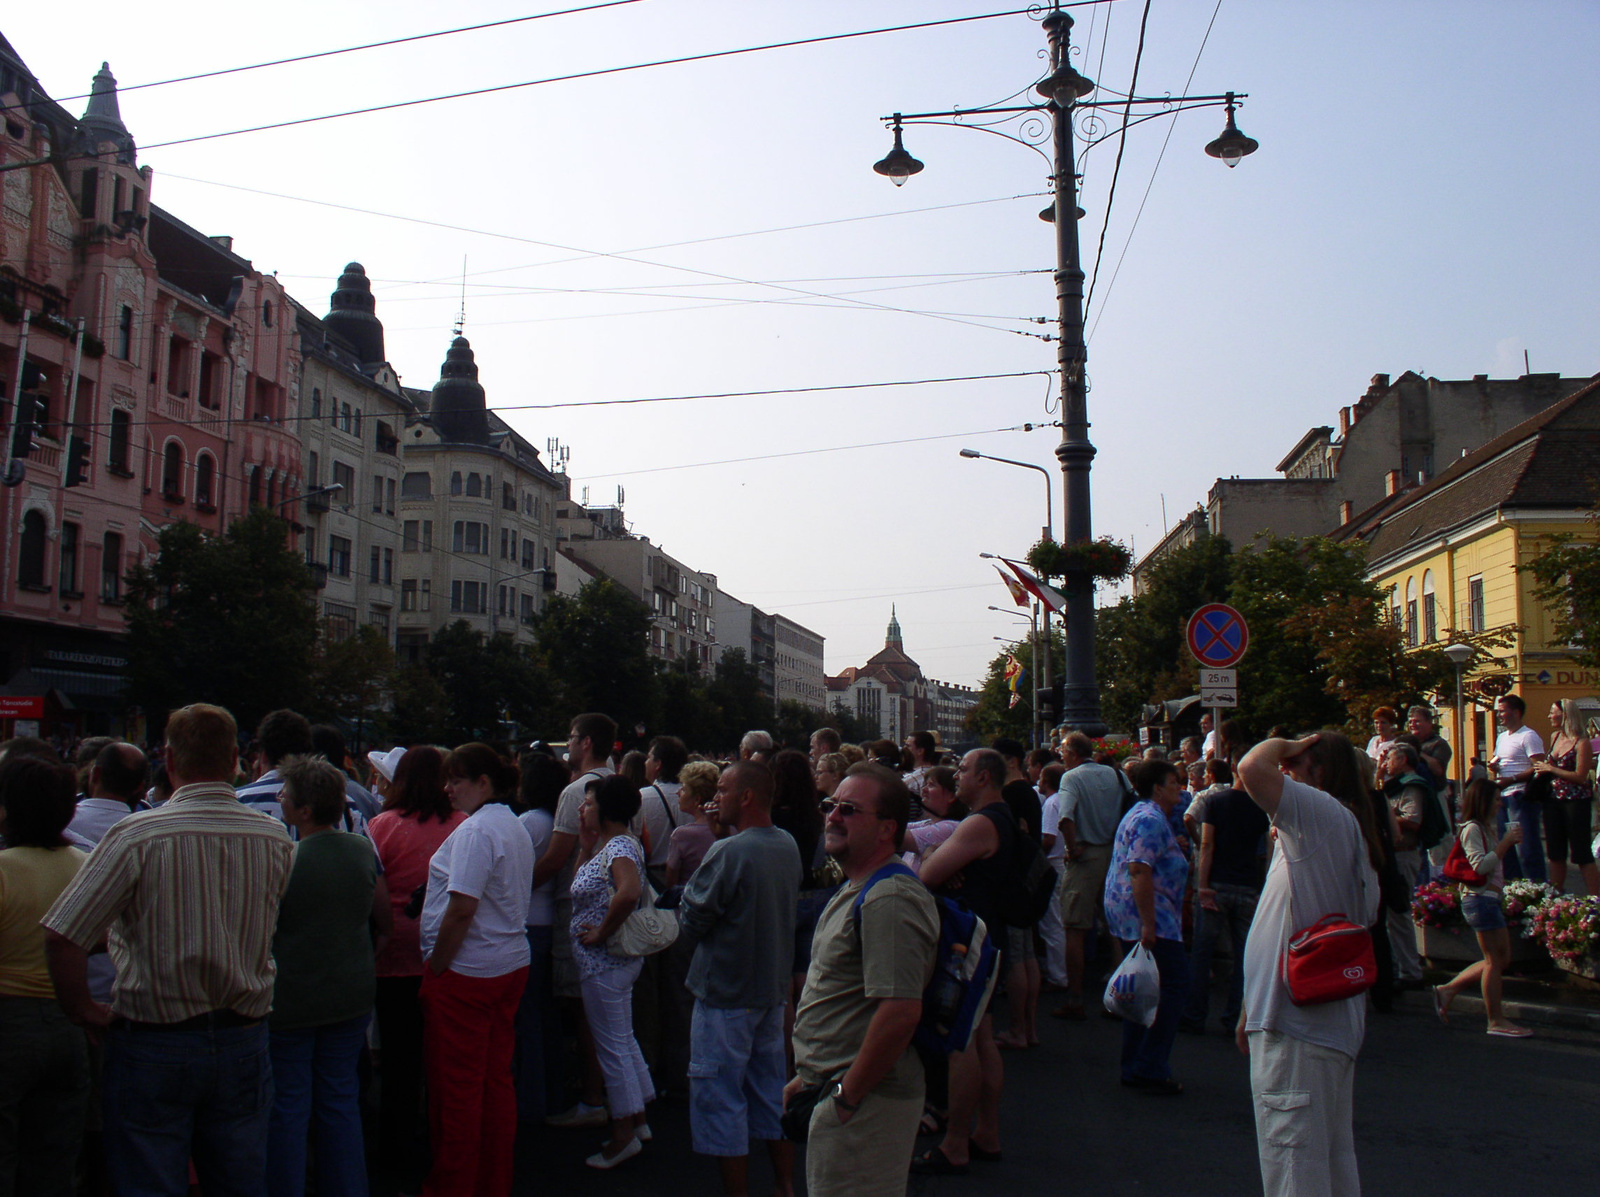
[0,38,299,741]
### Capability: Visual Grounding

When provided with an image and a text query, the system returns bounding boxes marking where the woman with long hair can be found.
[367,747,465,1194]
[1433,780,1531,1036]
[1532,699,1599,893]
[420,745,533,1196]
[901,765,966,873]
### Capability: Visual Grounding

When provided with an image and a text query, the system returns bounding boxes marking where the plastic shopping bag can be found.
[1103,944,1160,1027]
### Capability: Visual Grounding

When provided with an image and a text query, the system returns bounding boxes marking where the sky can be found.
[8,0,1598,689]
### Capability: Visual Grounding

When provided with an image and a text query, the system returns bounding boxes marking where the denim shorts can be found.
[1461,892,1507,932]
[688,1003,787,1157]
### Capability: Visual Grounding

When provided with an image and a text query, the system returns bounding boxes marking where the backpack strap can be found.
[851,861,919,928]
[651,784,685,832]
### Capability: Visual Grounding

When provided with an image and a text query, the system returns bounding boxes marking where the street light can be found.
[877,2,1256,735]
[1444,643,1474,791]
[274,481,342,510]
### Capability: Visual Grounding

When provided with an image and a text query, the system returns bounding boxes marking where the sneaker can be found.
[586,1137,642,1169]
[547,1102,609,1128]
[635,1124,652,1142]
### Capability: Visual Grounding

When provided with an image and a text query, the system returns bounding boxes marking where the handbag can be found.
[607,869,680,958]
[1522,771,1554,804]
[1279,840,1376,1007]
[1439,834,1487,886]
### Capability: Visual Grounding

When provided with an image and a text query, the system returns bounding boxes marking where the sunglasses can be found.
[820,798,882,820]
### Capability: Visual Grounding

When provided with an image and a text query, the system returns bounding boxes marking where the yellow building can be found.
[1333,375,1600,786]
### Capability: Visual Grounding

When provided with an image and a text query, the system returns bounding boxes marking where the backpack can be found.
[991,804,1060,928]
[853,862,1001,1056]
[1414,774,1451,852]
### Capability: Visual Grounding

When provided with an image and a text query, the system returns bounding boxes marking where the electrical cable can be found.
[1081,0,1150,322]
[1087,0,1224,343]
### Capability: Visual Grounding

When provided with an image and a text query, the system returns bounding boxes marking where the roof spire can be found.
[886,605,904,649]
[78,62,136,163]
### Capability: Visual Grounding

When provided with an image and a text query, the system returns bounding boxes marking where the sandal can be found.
[918,1108,947,1137]
[968,1141,1003,1163]
[1431,986,1449,1026]
[910,1147,970,1176]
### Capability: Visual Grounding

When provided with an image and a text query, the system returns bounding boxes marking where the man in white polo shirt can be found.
[1490,693,1546,881]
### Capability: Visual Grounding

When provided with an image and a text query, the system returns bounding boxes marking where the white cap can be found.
[367,746,407,783]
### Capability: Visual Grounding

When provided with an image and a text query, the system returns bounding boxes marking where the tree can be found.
[654,660,721,750]
[536,579,658,735]
[1520,522,1600,667]
[968,627,1065,741]
[124,509,318,734]
[706,649,770,752]
[388,664,453,746]
[305,623,396,748]
[423,621,549,746]
[829,698,879,744]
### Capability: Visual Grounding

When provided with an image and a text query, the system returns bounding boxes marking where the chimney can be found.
[1385,469,1402,496]
[1339,500,1353,525]
[1370,373,1390,392]
[1339,406,1351,436]
[211,235,233,252]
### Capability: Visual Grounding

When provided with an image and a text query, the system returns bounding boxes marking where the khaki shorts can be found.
[1058,843,1112,930]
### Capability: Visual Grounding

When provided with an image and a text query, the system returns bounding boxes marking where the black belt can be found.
[113,1009,263,1032]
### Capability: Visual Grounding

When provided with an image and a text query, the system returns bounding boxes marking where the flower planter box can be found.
[1416,924,1549,968]
[1554,950,1600,982]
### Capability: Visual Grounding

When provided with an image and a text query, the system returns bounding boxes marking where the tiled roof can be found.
[1341,374,1600,565]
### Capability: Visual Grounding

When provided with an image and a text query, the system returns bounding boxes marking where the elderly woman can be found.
[421,744,533,1197]
[1102,759,1191,1094]
[1533,698,1599,894]
[267,755,392,1197]
[665,761,721,888]
[0,755,89,1196]
[570,775,652,1168]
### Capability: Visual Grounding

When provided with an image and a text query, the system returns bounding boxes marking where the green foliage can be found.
[388,664,453,746]
[829,698,879,743]
[123,509,318,734]
[705,650,770,751]
[1519,526,1600,668]
[969,626,1064,741]
[421,621,550,746]
[536,579,658,735]
[304,624,395,736]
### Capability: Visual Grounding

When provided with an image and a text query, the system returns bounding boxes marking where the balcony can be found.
[307,563,329,590]
[306,489,331,513]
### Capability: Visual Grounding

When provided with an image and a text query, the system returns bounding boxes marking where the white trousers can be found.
[1248,1030,1360,1197]
[1037,872,1068,986]
[580,958,653,1118]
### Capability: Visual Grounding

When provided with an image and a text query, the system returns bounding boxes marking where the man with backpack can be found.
[913,748,1017,1175]
[1379,742,1431,988]
[788,764,939,1196]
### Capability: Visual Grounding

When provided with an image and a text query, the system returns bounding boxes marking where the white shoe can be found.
[586,1137,642,1169]
[547,1101,608,1128]
[635,1123,652,1142]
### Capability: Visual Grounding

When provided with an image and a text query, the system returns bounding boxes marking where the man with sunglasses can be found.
[789,764,938,1196]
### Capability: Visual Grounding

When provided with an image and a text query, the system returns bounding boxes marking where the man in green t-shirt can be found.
[788,764,938,1197]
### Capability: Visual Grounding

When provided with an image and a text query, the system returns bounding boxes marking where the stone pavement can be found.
[511,983,1600,1195]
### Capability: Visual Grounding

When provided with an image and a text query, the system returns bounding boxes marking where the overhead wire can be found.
[1081,0,1151,322]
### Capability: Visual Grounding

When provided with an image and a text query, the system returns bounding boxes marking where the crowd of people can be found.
[0,689,1590,1197]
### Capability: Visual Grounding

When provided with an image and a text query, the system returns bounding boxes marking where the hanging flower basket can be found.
[1027,536,1132,581]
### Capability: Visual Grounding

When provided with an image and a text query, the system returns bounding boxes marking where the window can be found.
[18,511,47,588]
[354,409,363,436]
[340,402,352,433]
[324,603,356,641]
[402,579,418,610]
[161,442,183,499]
[102,532,123,601]
[307,451,319,488]
[503,482,515,511]
[329,536,351,577]
[59,522,80,595]
[402,472,432,500]
[451,580,486,614]
[450,471,463,496]
[195,454,214,508]
[372,474,383,514]
[116,306,133,360]
[304,530,318,565]
[1421,569,1437,643]
[521,540,534,569]
[403,521,420,551]
[1404,576,1418,648]
[310,387,321,419]
[1468,576,1485,633]
[452,521,488,554]
[521,593,535,624]
[523,493,532,515]
[198,353,218,409]
[498,585,510,616]
[383,547,393,585]
[369,608,390,637]
[261,300,273,328]
[376,422,398,456]
[166,336,187,395]
[500,528,510,560]
[108,410,131,473]
[332,460,355,502]
[370,545,382,583]
[385,478,396,516]
[465,473,482,498]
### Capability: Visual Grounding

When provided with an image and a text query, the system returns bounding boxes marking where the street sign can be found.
[1187,603,1249,668]
[1199,665,1238,707]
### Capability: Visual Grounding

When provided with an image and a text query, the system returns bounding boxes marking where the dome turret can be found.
[431,336,490,444]
[322,262,386,367]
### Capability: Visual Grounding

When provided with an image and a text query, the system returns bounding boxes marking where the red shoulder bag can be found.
[1280,841,1377,1007]
[1439,835,1487,886]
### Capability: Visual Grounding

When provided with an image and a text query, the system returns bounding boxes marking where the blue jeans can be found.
[1500,790,1547,882]
[103,1020,272,1197]
[266,1014,370,1197]
[514,925,562,1124]
[1119,938,1189,1082]
[1183,884,1259,1027]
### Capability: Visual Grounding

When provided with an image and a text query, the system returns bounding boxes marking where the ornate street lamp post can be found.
[875,3,1257,734]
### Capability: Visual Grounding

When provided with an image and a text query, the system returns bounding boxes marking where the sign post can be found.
[1187,604,1249,750]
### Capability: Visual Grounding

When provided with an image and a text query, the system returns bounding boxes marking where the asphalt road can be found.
[511,985,1600,1196]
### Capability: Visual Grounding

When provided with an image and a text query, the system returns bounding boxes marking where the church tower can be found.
[886,604,904,650]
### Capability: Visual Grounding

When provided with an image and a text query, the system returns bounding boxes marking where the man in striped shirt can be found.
[44,703,294,1197]
[237,708,368,837]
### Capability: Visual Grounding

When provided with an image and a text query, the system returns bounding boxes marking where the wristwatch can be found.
[830,1081,860,1112]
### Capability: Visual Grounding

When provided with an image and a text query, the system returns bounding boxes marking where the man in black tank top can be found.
[913,749,1013,1175]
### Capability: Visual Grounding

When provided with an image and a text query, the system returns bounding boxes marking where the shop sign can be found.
[0,696,45,719]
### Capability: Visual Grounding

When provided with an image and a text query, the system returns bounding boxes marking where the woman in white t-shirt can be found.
[420,744,534,1197]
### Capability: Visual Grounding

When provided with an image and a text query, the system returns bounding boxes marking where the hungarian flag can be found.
[1000,557,1067,617]
[1004,654,1026,708]
[993,564,1030,607]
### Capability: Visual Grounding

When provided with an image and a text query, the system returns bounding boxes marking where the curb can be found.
[1441,993,1600,1035]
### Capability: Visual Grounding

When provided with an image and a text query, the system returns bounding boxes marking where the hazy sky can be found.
[10,1,1598,688]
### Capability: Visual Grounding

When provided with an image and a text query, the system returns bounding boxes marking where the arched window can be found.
[18,511,47,588]
[450,471,463,496]
[1404,577,1419,647]
[195,454,215,507]
[1421,569,1437,643]
[248,465,262,506]
[108,409,131,472]
[161,442,184,499]
[266,472,278,509]
[261,299,274,327]
[465,473,482,497]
